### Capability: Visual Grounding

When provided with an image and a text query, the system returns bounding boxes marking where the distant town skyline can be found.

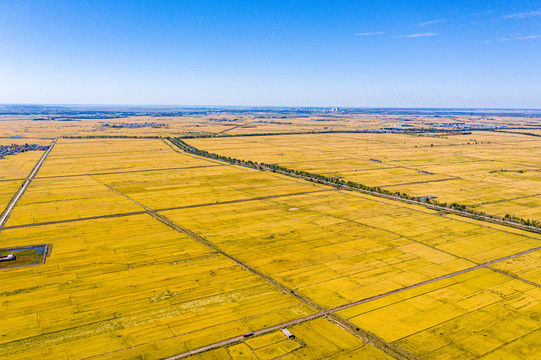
[1,0,540,108]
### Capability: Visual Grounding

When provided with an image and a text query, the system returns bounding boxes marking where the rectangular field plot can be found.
[37,138,218,177]
[161,190,540,309]
[472,195,541,221]
[4,175,142,227]
[187,318,392,360]
[273,191,541,264]
[322,167,454,187]
[337,268,541,359]
[161,195,476,308]
[187,132,476,166]
[385,177,540,206]
[0,180,22,211]
[94,165,327,210]
[0,150,44,180]
[0,215,315,360]
[187,132,541,222]
[492,249,541,285]
[0,118,96,138]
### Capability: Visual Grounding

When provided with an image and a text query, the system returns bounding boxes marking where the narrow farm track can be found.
[216,121,256,134]
[169,137,541,235]
[380,176,460,188]
[2,135,535,358]
[277,168,541,234]
[477,326,541,359]
[340,190,541,242]
[265,196,541,288]
[331,245,541,314]
[0,178,26,182]
[162,138,231,167]
[35,164,225,179]
[162,316,324,360]
[132,243,541,360]
[86,312,327,360]
[142,137,541,358]
[473,192,541,207]
[157,244,541,360]
[1,189,332,231]
[488,267,541,288]
[95,180,418,360]
[0,137,57,230]
[1,210,149,230]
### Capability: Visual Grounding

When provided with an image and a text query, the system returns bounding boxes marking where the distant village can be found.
[431,122,508,130]
[0,143,49,159]
[101,122,167,128]
[208,118,239,122]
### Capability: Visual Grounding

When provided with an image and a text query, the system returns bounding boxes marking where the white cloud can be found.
[354,31,385,36]
[392,32,437,38]
[419,19,445,27]
[504,10,541,19]
[518,34,541,39]
[483,34,541,43]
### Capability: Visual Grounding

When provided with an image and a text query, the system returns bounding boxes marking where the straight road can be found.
[0,137,57,230]
[168,137,541,235]
[162,244,541,359]
[96,180,421,360]
[1,189,331,231]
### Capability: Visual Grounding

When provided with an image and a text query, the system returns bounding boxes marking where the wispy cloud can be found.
[419,19,445,27]
[518,34,541,39]
[392,32,437,38]
[483,34,541,43]
[354,31,385,36]
[469,10,495,17]
[504,10,541,19]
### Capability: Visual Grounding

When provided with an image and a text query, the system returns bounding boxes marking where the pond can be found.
[0,244,51,269]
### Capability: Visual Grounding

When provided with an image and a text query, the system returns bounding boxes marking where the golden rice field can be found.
[4,176,141,226]
[337,268,541,359]
[37,138,215,177]
[0,147,48,218]
[3,138,327,227]
[161,190,540,308]
[94,165,325,211]
[0,180,22,211]
[186,318,392,360]
[0,150,45,180]
[0,215,315,360]
[505,129,541,136]
[1,130,540,359]
[188,131,541,221]
[0,114,375,139]
[0,117,73,138]
[492,249,541,285]
[2,112,530,139]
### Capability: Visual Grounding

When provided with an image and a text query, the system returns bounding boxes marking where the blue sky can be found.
[0,0,540,107]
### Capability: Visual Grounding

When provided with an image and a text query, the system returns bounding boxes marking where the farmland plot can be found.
[0,215,315,360]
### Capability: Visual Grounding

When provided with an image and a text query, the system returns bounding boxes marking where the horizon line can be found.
[1,103,541,111]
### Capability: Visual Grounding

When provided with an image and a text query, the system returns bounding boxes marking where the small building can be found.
[0,254,16,262]
[282,329,294,339]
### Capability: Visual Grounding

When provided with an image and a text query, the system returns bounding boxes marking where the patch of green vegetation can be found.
[0,286,42,297]
[0,245,48,269]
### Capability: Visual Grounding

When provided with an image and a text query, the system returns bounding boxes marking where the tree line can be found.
[168,137,540,233]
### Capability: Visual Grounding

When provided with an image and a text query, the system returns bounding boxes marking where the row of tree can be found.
[64,135,162,139]
[505,213,541,228]
[179,128,470,139]
[168,137,540,232]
